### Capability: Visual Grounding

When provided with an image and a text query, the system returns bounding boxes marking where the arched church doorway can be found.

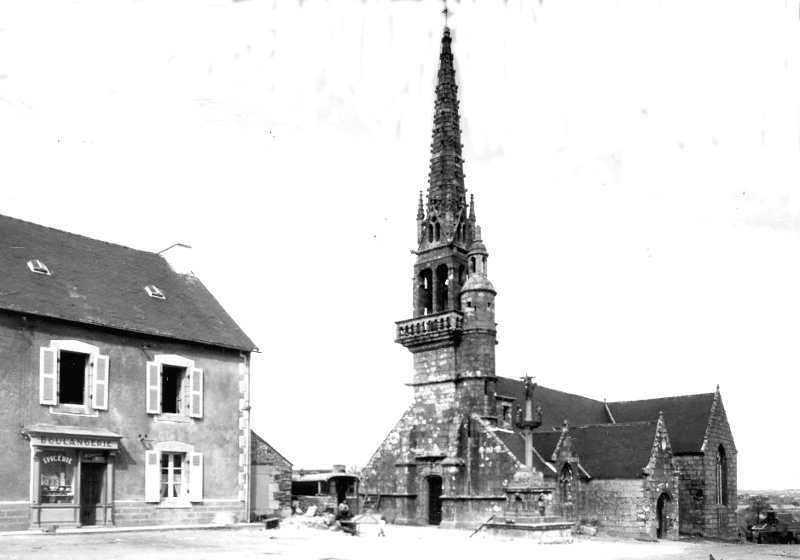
[657,492,671,538]
[427,476,443,526]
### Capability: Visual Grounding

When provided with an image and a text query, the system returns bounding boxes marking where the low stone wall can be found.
[113,500,245,527]
[0,502,30,531]
[485,521,574,543]
[440,496,506,529]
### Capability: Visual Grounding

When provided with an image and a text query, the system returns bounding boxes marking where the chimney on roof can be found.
[158,243,193,276]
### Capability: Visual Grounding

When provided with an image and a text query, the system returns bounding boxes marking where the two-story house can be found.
[0,214,257,530]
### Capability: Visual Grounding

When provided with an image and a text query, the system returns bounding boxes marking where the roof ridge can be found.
[572,420,657,430]
[495,378,604,401]
[1,213,158,256]
[608,392,715,405]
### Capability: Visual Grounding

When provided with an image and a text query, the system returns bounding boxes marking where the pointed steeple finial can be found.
[424,23,467,232]
[442,0,450,28]
[417,191,425,220]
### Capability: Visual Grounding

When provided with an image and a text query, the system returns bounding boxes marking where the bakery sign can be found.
[31,435,119,450]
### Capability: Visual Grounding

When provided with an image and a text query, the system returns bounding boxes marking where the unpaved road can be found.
[0,523,797,560]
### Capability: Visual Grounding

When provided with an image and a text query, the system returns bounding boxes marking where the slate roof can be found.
[0,214,256,351]
[493,378,717,476]
[607,393,715,454]
[494,378,611,431]
[497,422,659,480]
[251,430,293,468]
[561,422,659,479]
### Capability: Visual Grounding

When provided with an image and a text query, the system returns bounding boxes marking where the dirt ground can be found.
[1,520,798,560]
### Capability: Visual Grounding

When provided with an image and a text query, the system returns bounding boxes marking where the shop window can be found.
[39,341,109,412]
[39,450,77,504]
[145,443,203,504]
[146,355,203,418]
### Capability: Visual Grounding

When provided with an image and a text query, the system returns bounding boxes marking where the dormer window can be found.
[145,285,165,299]
[28,260,51,275]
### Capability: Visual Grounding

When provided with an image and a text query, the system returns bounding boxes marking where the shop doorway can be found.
[427,476,442,526]
[80,463,105,526]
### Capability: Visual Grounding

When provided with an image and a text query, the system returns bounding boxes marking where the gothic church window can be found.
[560,463,574,504]
[716,444,728,506]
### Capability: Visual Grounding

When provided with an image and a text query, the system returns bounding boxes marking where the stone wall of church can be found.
[412,346,457,385]
[675,455,705,535]
[579,478,678,539]
[675,396,737,538]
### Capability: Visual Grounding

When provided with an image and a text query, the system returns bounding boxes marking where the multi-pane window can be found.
[160,453,184,499]
[145,447,203,504]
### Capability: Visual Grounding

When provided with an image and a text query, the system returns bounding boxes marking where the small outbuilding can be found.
[292,466,359,516]
[250,432,292,520]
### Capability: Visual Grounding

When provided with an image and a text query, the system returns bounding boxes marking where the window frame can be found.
[715,444,728,506]
[39,340,109,414]
[146,355,203,419]
[144,442,203,506]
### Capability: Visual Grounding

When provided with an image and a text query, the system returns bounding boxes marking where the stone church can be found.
[362,27,737,540]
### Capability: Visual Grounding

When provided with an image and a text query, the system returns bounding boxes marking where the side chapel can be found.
[362,27,737,540]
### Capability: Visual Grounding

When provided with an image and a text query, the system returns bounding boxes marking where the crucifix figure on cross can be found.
[521,374,537,401]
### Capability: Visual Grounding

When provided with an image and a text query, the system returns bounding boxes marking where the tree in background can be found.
[747,495,772,525]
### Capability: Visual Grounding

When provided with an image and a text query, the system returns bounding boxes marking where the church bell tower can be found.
[395,27,497,421]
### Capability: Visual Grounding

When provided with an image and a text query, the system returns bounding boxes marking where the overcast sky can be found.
[2,0,799,491]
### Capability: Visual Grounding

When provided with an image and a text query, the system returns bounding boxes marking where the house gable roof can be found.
[0,214,256,351]
[606,393,715,454]
[251,430,293,468]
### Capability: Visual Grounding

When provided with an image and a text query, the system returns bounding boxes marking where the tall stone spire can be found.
[418,27,474,252]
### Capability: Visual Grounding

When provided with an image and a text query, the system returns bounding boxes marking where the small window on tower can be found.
[502,405,512,426]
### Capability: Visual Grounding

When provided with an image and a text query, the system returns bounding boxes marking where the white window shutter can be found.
[39,347,58,405]
[188,452,203,502]
[146,362,160,414]
[189,368,203,418]
[92,355,109,410]
[144,450,161,502]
